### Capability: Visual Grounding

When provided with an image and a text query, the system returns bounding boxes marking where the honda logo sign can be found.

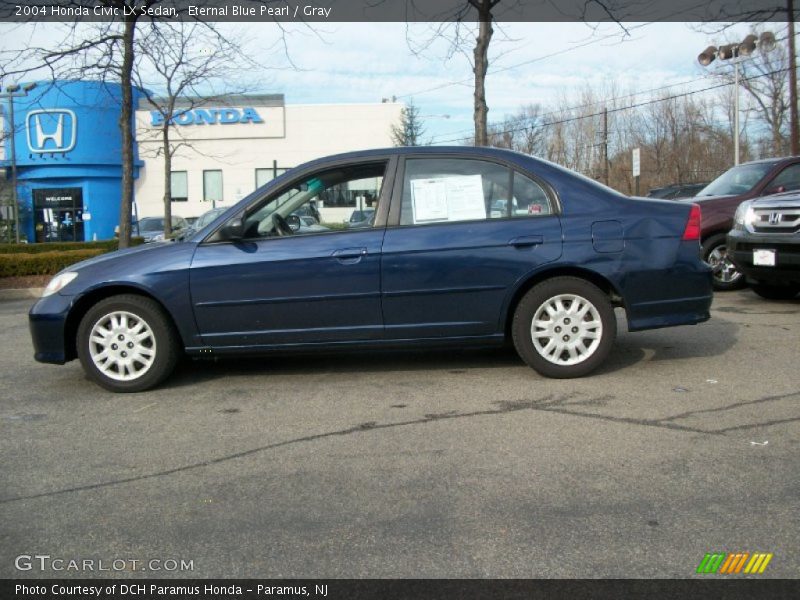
[26,109,77,153]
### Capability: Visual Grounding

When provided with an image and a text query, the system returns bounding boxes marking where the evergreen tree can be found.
[391,99,426,146]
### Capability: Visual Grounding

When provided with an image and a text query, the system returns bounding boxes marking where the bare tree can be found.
[405,1,508,147]
[133,21,256,237]
[0,2,160,247]
[0,4,293,247]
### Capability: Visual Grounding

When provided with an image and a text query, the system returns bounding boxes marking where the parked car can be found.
[683,156,800,290]
[294,214,329,233]
[647,183,708,200]
[181,207,228,238]
[727,191,800,299]
[133,215,189,242]
[346,209,375,228]
[29,147,712,392]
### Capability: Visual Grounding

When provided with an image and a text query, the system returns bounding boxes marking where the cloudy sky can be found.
[1,19,772,143]
[235,20,767,142]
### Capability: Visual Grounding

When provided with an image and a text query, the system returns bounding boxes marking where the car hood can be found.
[65,241,176,273]
[748,193,800,209]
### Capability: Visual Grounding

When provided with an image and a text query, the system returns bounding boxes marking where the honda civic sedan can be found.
[29,147,713,392]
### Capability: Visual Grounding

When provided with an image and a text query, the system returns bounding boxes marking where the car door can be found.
[189,158,394,349]
[380,155,563,340]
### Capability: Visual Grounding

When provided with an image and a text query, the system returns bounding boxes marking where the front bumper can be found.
[29,293,74,364]
[727,230,800,285]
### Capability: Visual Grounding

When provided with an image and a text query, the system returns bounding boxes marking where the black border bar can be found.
[4,579,800,600]
[0,0,796,23]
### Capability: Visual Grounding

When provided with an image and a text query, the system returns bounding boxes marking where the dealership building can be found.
[0,80,402,242]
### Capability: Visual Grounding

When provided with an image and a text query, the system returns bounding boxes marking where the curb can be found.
[0,288,44,302]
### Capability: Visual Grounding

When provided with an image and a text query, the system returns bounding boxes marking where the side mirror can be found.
[286,214,302,232]
[220,216,245,240]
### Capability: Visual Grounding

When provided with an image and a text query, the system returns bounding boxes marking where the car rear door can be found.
[380,155,563,340]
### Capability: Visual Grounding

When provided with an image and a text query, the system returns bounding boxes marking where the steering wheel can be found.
[272,213,294,236]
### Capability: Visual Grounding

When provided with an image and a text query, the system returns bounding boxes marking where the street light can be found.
[698,32,774,166]
[1,82,37,243]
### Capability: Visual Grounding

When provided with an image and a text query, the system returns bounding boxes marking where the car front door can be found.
[189,159,393,349]
[381,156,563,340]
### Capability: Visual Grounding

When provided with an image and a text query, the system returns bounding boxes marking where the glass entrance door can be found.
[33,188,84,243]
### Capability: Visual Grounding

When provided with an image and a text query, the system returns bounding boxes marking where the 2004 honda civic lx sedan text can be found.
[29,147,713,392]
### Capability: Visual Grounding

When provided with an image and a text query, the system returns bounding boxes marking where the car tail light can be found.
[682,204,701,241]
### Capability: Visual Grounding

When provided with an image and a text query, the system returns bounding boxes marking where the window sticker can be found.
[410,174,486,224]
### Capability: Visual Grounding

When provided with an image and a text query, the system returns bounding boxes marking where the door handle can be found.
[508,235,543,248]
[332,247,368,262]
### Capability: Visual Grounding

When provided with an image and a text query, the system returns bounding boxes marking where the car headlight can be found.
[733,202,756,230]
[42,272,78,297]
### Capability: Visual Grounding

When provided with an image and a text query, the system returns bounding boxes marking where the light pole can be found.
[698,32,775,166]
[1,82,37,243]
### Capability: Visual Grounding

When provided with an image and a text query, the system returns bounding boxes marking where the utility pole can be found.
[789,0,799,155]
[602,106,609,186]
[1,82,37,243]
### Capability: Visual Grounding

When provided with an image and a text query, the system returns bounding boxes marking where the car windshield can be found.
[698,163,774,197]
[137,218,164,232]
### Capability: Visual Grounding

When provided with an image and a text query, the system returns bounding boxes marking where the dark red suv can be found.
[686,156,800,290]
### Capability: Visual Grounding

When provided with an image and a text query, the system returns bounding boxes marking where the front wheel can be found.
[77,294,180,392]
[512,277,616,378]
[751,284,800,301]
[702,234,746,291]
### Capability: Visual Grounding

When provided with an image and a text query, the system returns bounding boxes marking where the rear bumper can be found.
[621,243,713,332]
[28,293,73,364]
[727,230,800,285]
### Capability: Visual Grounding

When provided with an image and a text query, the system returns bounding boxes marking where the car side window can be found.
[767,163,800,193]
[400,159,551,225]
[512,171,552,216]
[242,162,386,238]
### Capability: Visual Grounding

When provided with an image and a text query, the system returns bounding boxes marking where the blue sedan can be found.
[29,147,712,392]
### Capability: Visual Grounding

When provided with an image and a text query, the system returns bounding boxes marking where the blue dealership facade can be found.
[1,80,142,242]
[1,80,402,242]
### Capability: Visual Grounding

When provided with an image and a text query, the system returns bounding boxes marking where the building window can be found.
[170,171,188,202]
[203,170,223,204]
[255,167,289,190]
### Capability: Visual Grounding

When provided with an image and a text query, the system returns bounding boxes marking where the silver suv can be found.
[728,192,800,299]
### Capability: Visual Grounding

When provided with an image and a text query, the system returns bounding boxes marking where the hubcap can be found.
[707,245,742,284]
[88,311,156,382]
[530,294,603,366]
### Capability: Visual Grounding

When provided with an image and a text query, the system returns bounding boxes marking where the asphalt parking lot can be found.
[1,289,798,579]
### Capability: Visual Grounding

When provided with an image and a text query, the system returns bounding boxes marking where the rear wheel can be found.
[702,234,745,291]
[77,294,180,392]
[512,277,616,378]
[751,284,800,300]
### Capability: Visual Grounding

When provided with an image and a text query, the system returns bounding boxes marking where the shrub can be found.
[0,250,105,277]
[0,238,144,255]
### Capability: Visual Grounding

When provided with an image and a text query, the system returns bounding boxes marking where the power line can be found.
[426,26,797,143]
[431,67,793,145]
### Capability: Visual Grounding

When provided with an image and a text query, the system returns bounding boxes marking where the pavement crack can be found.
[2,390,797,505]
[659,390,800,423]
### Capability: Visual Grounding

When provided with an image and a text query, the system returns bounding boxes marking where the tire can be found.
[76,294,180,392]
[702,234,746,291]
[751,284,800,301]
[512,277,616,378]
